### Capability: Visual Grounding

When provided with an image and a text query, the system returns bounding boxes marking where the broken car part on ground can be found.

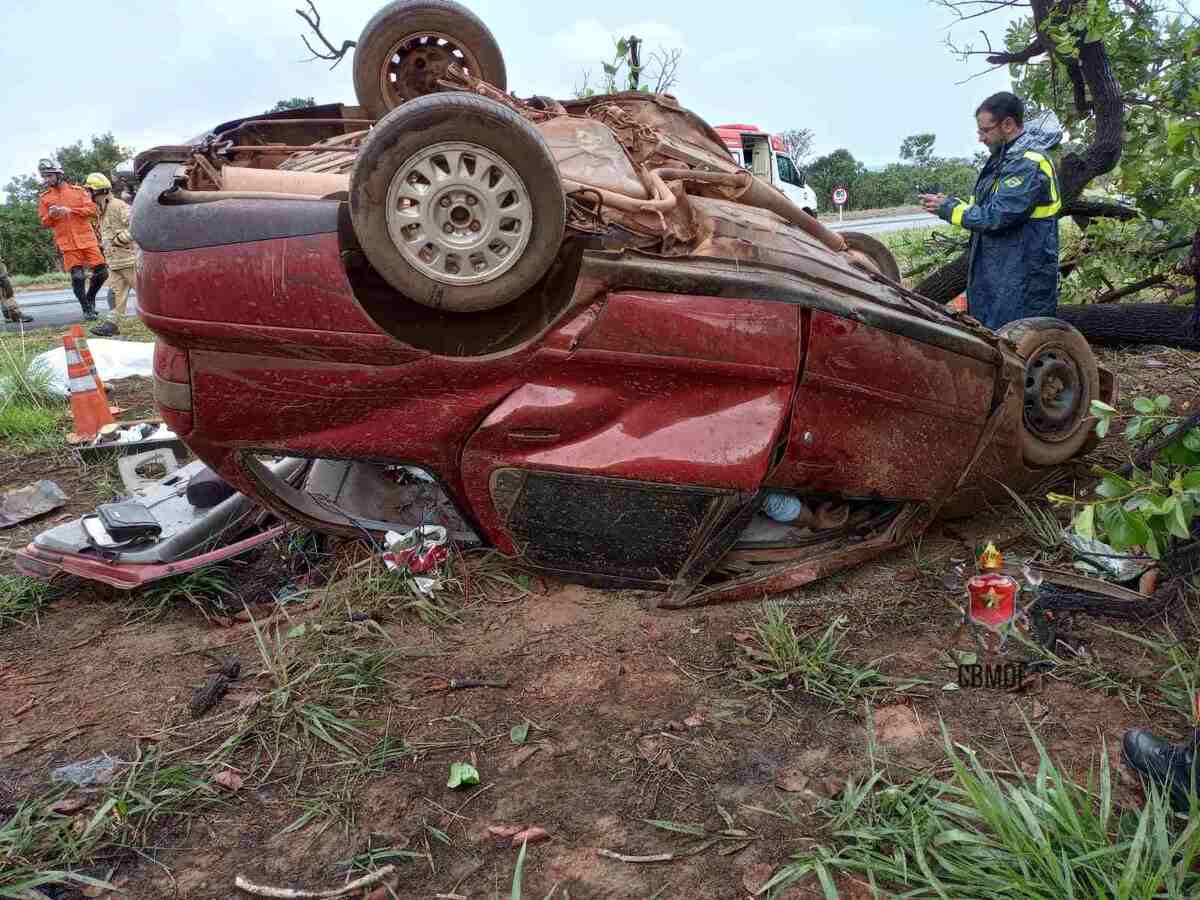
[23,0,1116,605]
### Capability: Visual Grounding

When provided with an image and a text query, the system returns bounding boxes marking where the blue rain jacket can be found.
[936,127,1064,331]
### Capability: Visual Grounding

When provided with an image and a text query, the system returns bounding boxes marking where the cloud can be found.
[796,25,884,45]
[551,18,688,63]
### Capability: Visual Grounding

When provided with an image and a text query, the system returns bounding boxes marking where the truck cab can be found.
[715,123,819,217]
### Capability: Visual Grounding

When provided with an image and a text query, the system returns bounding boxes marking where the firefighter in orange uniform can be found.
[36,158,107,320]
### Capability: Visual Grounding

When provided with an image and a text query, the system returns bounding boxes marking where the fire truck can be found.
[715,123,819,217]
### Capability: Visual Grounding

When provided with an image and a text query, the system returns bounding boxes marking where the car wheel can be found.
[350,93,565,313]
[998,317,1101,467]
[841,230,902,282]
[353,0,507,121]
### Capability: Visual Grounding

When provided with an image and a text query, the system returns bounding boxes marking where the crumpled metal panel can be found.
[538,117,648,200]
[0,481,67,529]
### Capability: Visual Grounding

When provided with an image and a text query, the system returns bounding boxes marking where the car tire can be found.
[998,317,1101,467]
[841,230,902,283]
[350,93,565,313]
[353,0,507,121]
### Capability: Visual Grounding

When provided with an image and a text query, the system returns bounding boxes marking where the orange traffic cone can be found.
[64,334,115,442]
[69,325,121,415]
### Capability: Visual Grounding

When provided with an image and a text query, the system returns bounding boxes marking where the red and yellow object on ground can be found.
[63,333,115,441]
[967,542,1019,632]
[949,293,968,313]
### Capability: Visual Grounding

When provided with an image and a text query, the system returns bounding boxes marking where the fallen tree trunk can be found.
[1056,302,1200,350]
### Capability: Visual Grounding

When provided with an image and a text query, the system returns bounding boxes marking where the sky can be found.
[0,0,1025,193]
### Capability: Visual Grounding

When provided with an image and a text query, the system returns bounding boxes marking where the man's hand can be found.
[919,193,947,215]
[47,205,68,219]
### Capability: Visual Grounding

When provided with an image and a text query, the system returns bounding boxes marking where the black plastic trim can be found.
[130,163,341,252]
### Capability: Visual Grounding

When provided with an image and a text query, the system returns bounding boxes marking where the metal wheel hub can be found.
[382,32,481,107]
[1023,344,1083,439]
[384,141,532,287]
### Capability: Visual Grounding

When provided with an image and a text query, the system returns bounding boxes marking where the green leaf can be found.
[1101,505,1152,549]
[286,624,307,639]
[1124,417,1144,441]
[1096,418,1110,439]
[1074,505,1096,540]
[1171,166,1198,191]
[1184,428,1200,452]
[602,62,617,75]
[510,722,530,745]
[1090,400,1117,416]
[447,762,480,789]
[1155,395,1172,411]
[1167,501,1193,540]
[1096,475,1133,499]
[1183,471,1200,491]
[616,38,628,56]
[1133,397,1156,414]
[511,835,529,900]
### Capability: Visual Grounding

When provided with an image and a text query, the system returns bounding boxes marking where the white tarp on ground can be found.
[29,340,156,397]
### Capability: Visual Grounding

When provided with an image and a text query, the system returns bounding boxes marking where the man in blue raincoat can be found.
[920,92,1063,331]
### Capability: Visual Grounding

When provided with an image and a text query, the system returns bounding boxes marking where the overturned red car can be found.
[70,2,1115,605]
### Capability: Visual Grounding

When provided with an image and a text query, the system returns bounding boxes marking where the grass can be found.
[760,717,1200,899]
[0,324,65,450]
[134,565,240,622]
[337,554,464,627]
[11,272,71,292]
[736,602,917,715]
[0,752,223,896]
[0,574,54,629]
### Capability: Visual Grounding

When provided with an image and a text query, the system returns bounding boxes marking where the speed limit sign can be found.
[832,186,848,221]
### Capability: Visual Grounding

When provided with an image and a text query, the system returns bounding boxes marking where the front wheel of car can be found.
[998,317,1101,467]
[350,93,566,313]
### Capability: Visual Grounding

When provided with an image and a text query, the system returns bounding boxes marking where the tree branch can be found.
[1095,273,1170,303]
[1060,199,1140,220]
[986,36,1046,63]
[296,1,356,70]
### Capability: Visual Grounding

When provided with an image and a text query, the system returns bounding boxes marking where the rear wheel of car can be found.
[841,230,902,283]
[353,0,507,121]
[350,93,565,313]
[998,317,1101,467]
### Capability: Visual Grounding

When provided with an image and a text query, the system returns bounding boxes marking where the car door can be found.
[459,289,802,592]
[774,152,815,212]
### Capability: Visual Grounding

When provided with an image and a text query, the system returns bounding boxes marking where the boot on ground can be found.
[1122,727,1200,813]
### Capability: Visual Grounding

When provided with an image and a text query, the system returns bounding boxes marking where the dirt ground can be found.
[2,347,1198,899]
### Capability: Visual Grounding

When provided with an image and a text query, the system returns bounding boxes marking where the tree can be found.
[574,35,682,98]
[806,149,866,211]
[778,128,815,166]
[268,97,317,113]
[899,133,937,166]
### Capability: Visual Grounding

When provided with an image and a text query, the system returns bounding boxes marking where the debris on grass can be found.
[0,479,66,528]
[213,769,245,792]
[233,864,397,898]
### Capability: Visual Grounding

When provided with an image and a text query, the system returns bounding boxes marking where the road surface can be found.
[2,288,139,335]
[826,211,942,234]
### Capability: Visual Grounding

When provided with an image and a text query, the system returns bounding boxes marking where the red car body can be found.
[112,104,1114,607]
